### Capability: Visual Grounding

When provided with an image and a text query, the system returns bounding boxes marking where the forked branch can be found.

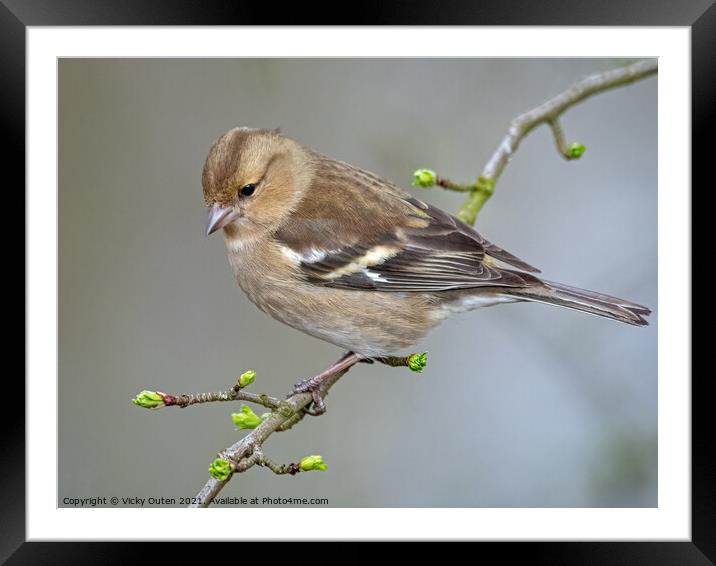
[414,59,657,224]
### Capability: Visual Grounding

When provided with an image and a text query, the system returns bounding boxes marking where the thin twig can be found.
[456,58,657,225]
[435,176,474,192]
[163,389,281,411]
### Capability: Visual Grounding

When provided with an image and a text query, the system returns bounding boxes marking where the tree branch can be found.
[131,370,282,411]
[188,354,422,507]
[131,353,424,507]
[191,366,348,507]
[414,59,657,225]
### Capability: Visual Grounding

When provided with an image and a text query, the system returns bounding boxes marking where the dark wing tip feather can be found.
[446,211,541,273]
[628,312,650,326]
[538,280,652,327]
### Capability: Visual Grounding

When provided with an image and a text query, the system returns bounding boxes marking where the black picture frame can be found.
[7,1,704,562]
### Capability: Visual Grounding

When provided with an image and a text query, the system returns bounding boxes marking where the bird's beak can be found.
[206,203,240,236]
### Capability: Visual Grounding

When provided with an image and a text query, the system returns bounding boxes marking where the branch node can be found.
[277,400,296,418]
[475,175,496,196]
[277,411,306,431]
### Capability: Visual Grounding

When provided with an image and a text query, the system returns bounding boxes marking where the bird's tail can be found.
[505,280,651,327]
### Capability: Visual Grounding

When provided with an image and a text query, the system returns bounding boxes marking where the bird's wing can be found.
[274,158,541,292]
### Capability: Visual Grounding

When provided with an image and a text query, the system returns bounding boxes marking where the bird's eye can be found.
[239,183,256,197]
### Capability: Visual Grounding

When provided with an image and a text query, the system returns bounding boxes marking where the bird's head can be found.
[202,127,313,242]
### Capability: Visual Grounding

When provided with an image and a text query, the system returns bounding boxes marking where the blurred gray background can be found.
[59,58,656,508]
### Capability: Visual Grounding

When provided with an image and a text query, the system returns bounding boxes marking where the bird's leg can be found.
[291,351,363,415]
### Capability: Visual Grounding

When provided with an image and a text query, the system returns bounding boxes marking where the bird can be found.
[202,127,650,413]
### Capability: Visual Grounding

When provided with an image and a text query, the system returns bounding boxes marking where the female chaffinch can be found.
[202,127,650,412]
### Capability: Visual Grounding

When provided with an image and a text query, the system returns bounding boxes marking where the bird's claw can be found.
[305,390,326,415]
[291,377,327,416]
[289,352,362,417]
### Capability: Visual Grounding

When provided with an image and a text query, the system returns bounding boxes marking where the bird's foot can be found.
[288,351,363,416]
[291,376,328,415]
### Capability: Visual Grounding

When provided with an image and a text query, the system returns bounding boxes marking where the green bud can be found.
[299,455,328,472]
[131,390,165,409]
[412,168,437,188]
[408,352,428,373]
[568,142,586,158]
[239,370,257,388]
[231,405,263,429]
[208,458,233,481]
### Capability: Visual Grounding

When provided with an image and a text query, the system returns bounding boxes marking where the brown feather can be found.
[274,151,541,292]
